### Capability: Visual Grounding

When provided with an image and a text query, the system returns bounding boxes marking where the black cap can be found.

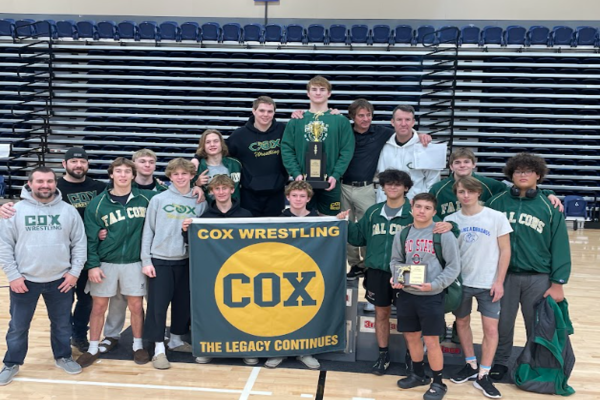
[64,147,88,161]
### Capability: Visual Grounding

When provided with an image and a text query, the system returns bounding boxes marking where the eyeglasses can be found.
[513,170,535,176]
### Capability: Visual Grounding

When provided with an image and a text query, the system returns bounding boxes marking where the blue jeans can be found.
[3,278,73,366]
[71,269,92,340]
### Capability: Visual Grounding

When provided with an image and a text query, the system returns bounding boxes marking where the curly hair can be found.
[503,153,548,182]
[378,169,413,191]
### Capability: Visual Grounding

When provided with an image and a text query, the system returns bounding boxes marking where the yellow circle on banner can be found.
[215,242,324,337]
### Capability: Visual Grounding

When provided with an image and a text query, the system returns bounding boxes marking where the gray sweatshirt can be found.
[141,185,207,266]
[0,186,87,283]
[390,222,460,295]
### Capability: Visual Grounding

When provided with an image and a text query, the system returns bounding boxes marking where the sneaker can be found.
[71,337,90,353]
[297,355,320,370]
[133,349,150,365]
[423,382,448,400]
[474,375,502,398]
[195,356,212,364]
[152,353,171,370]
[371,351,390,375]
[397,373,431,389]
[169,342,193,353]
[450,363,478,384]
[489,364,508,381]
[363,302,376,313]
[55,357,83,375]
[0,365,19,386]
[346,265,365,280]
[98,337,119,354]
[264,357,285,369]
[76,351,99,368]
[243,357,259,366]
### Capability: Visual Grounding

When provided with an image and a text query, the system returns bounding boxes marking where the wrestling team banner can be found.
[188,217,347,358]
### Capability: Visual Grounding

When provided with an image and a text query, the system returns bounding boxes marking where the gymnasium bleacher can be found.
[0,19,598,218]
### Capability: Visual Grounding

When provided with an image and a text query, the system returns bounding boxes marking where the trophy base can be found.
[306,180,330,190]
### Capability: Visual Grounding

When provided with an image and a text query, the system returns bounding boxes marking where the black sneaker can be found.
[489,364,508,381]
[346,265,365,280]
[371,351,390,375]
[423,382,448,400]
[450,363,478,384]
[474,375,502,398]
[397,373,431,389]
[70,337,89,353]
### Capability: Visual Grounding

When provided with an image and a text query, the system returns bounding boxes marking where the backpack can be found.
[398,225,462,313]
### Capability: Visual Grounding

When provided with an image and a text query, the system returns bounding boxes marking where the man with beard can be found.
[0,148,105,353]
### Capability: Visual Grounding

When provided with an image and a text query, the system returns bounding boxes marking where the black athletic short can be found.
[395,290,445,336]
[364,268,395,307]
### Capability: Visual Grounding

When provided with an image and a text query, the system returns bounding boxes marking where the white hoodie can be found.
[376,129,440,201]
[0,186,86,283]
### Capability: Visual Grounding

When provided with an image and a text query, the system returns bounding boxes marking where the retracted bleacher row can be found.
[2,19,600,48]
[0,21,599,211]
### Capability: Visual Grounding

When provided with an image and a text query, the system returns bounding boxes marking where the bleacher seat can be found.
[416,25,437,45]
[33,20,57,39]
[159,21,180,41]
[575,26,598,47]
[15,19,36,38]
[482,26,503,45]
[564,195,590,219]
[201,22,221,41]
[394,25,414,45]
[97,21,117,39]
[0,176,5,198]
[139,21,158,41]
[437,25,459,44]
[117,21,138,40]
[264,24,283,42]
[307,24,327,44]
[0,19,15,38]
[350,24,370,44]
[372,25,391,44]
[56,20,77,39]
[527,26,550,46]
[285,24,305,43]
[460,25,481,45]
[329,24,348,44]
[551,26,574,46]
[504,25,526,45]
[181,22,201,41]
[76,20,97,40]
[222,23,242,42]
[243,23,264,43]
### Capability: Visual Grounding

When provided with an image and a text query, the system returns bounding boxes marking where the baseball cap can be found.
[64,147,88,161]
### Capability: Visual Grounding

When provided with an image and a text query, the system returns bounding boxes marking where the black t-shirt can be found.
[57,177,107,219]
[136,182,156,191]
[109,192,130,206]
[342,124,393,183]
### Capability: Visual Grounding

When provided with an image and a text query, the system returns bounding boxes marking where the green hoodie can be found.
[84,186,157,269]
[193,156,242,200]
[486,190,571,284]
[429,172,507,218]
[281,110,355,182]
[347,201,414,273]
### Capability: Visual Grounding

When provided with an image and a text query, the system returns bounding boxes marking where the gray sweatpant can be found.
[494,273,551,366]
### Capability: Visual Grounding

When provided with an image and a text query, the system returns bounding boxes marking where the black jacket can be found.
[227,116,288,193]
[201,199,253,218]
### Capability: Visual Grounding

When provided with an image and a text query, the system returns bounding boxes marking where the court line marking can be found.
[300,394,314,398]
[352,397,375,400]
[13,377,272,395]
[239,366,263,400]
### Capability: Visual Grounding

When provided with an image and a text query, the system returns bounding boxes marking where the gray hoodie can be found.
[0,186,87,283]
[141,185,207,266]
[390,222,460,295]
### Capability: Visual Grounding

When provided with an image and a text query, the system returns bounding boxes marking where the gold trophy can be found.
[304,113,329,189]
[392,264,427,286]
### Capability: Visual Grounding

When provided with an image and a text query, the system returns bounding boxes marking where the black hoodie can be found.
[201,198,254,218]
[280,208,319,217]
[227,116,288,193]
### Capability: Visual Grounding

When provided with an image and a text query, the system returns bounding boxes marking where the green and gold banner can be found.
[188,217,347,357]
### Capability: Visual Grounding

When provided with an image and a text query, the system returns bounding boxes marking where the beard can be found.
[66,165,88,179]
[33,188,54,200]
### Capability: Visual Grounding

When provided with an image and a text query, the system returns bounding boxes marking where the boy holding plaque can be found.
[390,193,460,400]
[281,76,355,216]
[444,176,512,399]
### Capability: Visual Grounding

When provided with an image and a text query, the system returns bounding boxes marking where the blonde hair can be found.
[307,75,332,92]
[165,158,196,178]
[132,148,157,161]
[207,174,235,192]
[285,181,314,198]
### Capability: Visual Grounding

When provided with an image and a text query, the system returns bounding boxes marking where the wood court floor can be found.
[0,228,598,400]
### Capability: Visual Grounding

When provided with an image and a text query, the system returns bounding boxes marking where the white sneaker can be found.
[364,302,376,312]
[195,356,212,364]
[243,357,259,366]
[264,357,285,368]
[55,357,82,375]
[297,355,320,370]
